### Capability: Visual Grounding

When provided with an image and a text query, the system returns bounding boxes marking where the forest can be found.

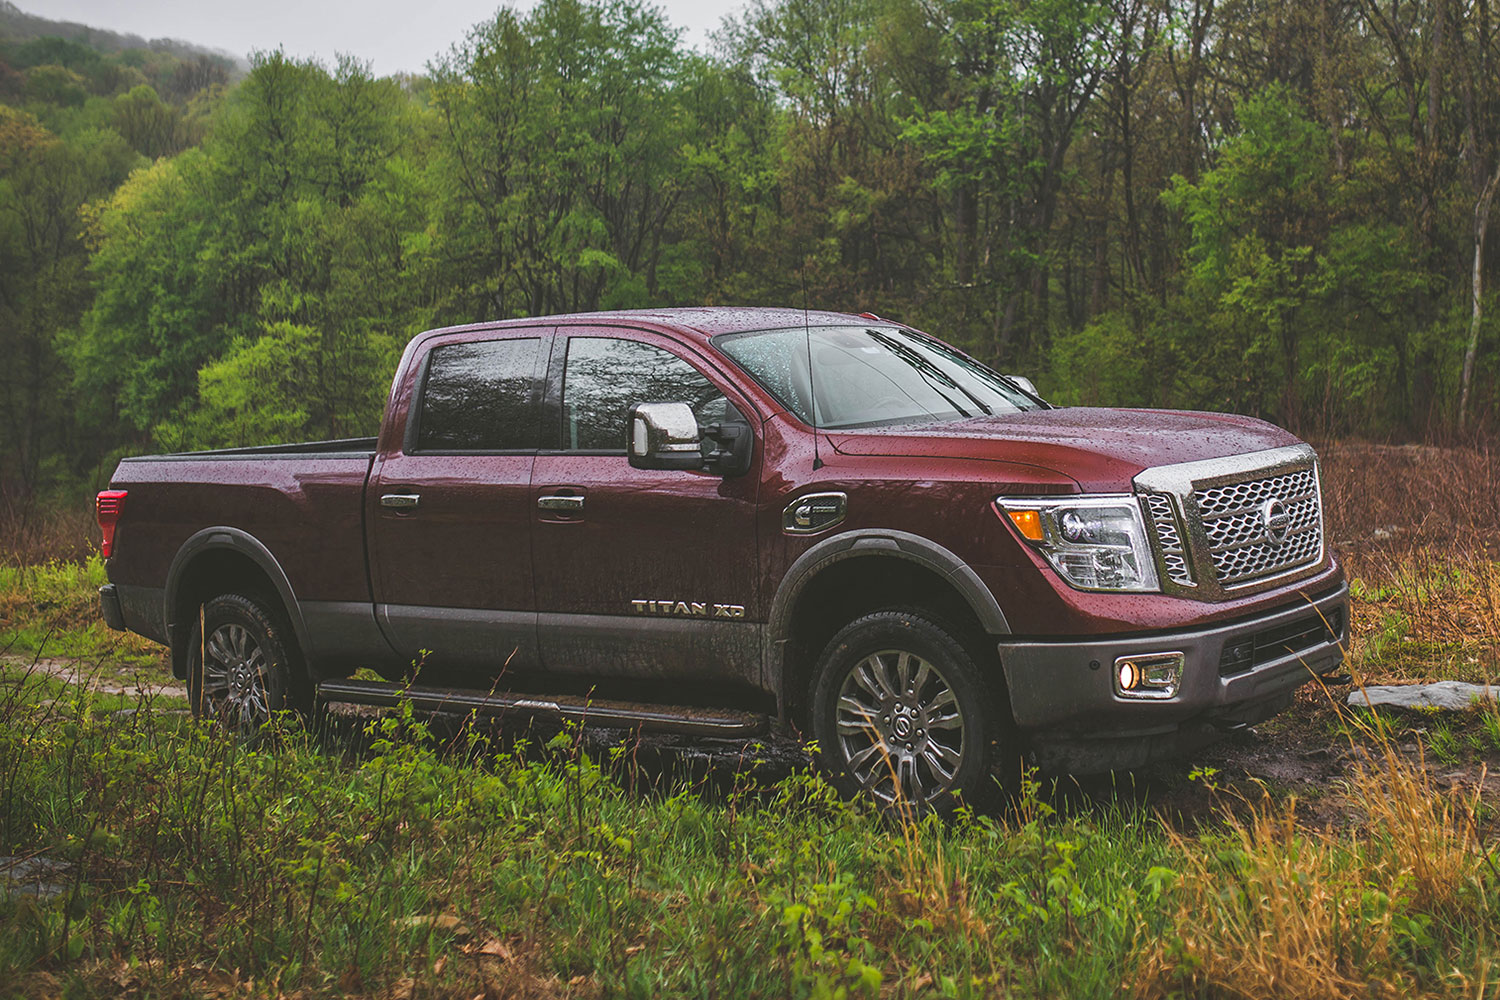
[3,0,1499,510]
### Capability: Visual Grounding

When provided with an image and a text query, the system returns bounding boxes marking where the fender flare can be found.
[164,527,311,676]
[765,528,1010,712]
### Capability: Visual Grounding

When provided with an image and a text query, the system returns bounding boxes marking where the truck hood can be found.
[827,407,1302,492]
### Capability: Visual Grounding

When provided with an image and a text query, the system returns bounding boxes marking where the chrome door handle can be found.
[537,495,585,512]
[380,493,421,511]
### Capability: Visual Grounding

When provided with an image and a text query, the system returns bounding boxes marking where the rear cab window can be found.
[412,337,544,452]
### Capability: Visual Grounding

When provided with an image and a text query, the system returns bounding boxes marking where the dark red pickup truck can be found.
[98,308,1346,808]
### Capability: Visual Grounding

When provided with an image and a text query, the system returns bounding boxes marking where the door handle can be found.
[537,495,585,512]
[380,493,421,511]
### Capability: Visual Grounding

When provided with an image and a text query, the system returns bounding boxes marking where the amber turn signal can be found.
[1005,508,1044,541]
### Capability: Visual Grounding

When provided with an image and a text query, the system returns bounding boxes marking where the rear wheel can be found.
[187,593,304,737]
[810,609,1008,813]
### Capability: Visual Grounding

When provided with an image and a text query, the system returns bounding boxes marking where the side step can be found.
[315,679,769,738]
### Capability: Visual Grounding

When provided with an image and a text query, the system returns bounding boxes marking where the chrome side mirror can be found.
[1005,374,1039,397]
[628,402,702,471]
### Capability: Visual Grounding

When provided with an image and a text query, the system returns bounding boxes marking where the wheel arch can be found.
[164,527,309,680]
[766,529,1011,724]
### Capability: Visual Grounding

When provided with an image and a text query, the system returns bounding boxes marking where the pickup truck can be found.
[98,307,1347,809]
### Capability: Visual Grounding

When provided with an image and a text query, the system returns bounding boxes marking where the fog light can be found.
[1112,651,1184,699]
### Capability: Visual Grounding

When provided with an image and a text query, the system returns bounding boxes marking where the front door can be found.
[530,329,763,688]
[366,329,549,680]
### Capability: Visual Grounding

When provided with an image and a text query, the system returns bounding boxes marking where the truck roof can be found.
[421,306,884,344]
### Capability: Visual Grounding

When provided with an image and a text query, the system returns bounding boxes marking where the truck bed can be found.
[106,443,380,664]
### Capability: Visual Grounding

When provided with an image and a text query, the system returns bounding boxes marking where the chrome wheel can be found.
[835,648,966,805]
[201,622,273,735]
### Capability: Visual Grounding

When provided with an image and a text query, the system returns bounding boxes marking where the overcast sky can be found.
[31,0,747,75]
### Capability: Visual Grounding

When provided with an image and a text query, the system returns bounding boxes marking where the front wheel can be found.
[187,593,304,737]
[810,610,1008,813]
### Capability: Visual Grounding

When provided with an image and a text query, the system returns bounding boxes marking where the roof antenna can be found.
[802,265,823,471]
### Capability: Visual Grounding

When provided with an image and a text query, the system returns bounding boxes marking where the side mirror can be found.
[1005,374,1040,397]
[628,402,702,471]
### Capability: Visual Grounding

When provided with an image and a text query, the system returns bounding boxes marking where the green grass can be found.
[1344,554,1500,685]
[2,675,1497,998]
[0,687,1182,999]
[0,556,166,668]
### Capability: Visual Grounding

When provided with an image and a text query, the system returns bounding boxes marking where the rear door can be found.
[530,328,763,689]
[366,328,550,679]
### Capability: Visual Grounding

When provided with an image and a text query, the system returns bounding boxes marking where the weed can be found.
[1480,702,1500,752]
[1426,721,1464,765]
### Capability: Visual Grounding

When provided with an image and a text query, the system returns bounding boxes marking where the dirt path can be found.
[2,654,187,699]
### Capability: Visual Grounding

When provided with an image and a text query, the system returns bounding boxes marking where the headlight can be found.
[996,495,1160,592]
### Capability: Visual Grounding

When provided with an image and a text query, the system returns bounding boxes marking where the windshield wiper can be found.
[867,330,992,417]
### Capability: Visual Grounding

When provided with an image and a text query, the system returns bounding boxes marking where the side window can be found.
[415,338,541,451]
[561,338,734,451]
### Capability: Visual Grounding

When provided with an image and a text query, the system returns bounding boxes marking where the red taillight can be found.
[96,490,128,558]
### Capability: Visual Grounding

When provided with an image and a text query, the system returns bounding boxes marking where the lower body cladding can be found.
[997,583,1349,774]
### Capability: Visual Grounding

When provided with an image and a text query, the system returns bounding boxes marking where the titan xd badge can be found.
[631,600,746,619]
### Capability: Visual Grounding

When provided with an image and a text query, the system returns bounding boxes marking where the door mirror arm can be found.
[701,421,752,477]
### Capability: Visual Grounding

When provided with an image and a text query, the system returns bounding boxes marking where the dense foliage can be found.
[4,0,1500,505]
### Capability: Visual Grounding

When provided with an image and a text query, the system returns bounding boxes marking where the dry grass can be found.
[1133,731,1495,999]
[1319,442,1500,554]
[1320,443,1500,682]
[0,499,96,566]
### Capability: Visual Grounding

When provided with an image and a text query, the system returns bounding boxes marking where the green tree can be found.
[0,107,139,496]
[429,0,690,318]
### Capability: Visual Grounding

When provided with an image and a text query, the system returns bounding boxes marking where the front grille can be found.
[1219,606,1344,676]
[1143,491,1195,586]
[1195,467,1322,586]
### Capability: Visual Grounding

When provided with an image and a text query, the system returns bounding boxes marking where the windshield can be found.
[714,325,1042,429]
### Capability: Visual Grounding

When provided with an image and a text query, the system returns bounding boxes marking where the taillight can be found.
[96,490,128,558]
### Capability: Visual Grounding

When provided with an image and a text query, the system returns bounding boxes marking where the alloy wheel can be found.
[834,648,967,805]
[201,622,273,736]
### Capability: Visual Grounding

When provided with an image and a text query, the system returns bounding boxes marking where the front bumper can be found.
[998,581,1348,773]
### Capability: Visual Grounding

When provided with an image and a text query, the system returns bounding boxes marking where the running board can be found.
[315,679,769,737]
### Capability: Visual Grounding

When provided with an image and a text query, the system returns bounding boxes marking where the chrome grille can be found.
[1134,444,1327,600]
[1143,491,1195,586]
[1195,467,1322,586]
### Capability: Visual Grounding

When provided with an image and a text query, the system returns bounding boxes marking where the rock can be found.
[0,855,72,900]
[1347,681,1499,711]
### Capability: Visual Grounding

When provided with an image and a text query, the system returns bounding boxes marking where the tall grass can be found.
[3,673,1496,997]
[2,676,1193,998]
[1133,730,1497,998]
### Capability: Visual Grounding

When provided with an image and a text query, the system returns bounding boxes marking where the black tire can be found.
[809,609,1011,814]
[187,593,307,737]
